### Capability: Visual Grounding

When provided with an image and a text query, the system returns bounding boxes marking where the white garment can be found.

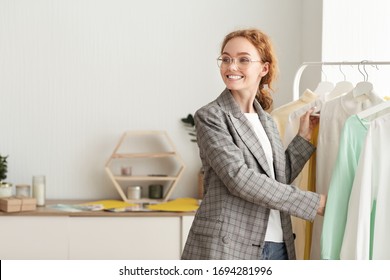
[245,113,283,242]
[311,89,383,259]
[340,113,390,259]
[271,89,318,147]
[283,98,324,147]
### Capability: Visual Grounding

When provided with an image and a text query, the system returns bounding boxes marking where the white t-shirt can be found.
[245,113,283,242]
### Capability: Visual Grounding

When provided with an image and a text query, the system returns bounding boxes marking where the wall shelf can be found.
[105,131,185,203]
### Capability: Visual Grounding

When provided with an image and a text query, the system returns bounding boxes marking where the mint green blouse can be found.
[320,114,369,260]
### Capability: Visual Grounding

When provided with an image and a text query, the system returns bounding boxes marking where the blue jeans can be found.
[261,242,288,260]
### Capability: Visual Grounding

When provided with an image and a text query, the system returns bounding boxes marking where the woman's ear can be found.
[259,62,269,77]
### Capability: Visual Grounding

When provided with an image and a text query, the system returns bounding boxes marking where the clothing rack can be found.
[293,61,390,100]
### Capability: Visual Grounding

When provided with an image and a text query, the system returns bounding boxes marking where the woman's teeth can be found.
[227,75,243,80]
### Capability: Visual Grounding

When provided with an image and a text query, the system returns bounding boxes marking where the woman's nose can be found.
[228,59,239,70]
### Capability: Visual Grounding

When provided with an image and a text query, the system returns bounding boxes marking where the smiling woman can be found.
[181,28,326,260]
[217,29,277,112]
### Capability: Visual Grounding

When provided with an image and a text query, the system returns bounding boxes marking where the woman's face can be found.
[219,37,269,95]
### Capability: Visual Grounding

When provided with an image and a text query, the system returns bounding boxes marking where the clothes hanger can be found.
[353,62,374,98]
[313,68,334,96]
[357,100,390,119]
[326,64,354,100]
[355,63,389,119]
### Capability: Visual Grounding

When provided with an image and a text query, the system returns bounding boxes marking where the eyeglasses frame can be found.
[217,55,262,70]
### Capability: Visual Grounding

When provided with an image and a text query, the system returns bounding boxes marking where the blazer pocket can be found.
[191,217,222,237]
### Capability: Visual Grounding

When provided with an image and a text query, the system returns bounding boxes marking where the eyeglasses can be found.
[217,55,262,70]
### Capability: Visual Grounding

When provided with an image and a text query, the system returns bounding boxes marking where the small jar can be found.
[127,186,142,200]
[148,184,163,199]
[15,184,31,197]
[121,166,132,176]
[32,175,46,206]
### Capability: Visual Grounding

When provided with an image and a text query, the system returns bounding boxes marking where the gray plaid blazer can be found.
[181,89,320,260]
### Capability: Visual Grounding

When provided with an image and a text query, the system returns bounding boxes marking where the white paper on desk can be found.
[46,204,84,212]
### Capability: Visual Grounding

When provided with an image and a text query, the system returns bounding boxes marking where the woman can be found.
[181,28,326,260]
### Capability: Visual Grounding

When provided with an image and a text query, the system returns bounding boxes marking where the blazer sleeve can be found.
[284,134,316,184]
[195,106,320,221]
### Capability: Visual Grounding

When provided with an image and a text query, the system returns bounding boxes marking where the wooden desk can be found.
[0,200,195,260]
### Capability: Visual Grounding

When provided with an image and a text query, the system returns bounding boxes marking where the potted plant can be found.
[0,154,13,198]
[181,114,204,198]
[181,114,197,142]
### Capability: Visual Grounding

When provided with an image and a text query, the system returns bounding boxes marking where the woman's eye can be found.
[222,57,231,63]
[239,57,251,64]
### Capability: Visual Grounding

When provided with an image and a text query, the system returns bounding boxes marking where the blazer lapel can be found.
[217,89,272,178]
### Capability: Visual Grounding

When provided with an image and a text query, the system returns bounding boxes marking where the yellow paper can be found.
[147,198,199,212]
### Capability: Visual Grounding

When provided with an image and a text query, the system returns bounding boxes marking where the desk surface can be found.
[0,199,196,217]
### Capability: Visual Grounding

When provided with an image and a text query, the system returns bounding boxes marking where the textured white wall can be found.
[322,0,390,98]
[0,0,315,200]
[299,0,323,95]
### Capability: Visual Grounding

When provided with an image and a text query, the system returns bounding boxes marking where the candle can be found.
[32,175,46,206]
[127,186,141,200]
[148,184,163,199]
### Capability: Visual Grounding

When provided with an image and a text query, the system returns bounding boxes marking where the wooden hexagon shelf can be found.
[105,130,185,203]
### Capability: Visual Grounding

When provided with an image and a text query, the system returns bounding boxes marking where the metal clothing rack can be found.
[293,61,390,100]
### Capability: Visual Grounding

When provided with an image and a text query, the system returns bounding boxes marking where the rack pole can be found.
[293,61,390,100]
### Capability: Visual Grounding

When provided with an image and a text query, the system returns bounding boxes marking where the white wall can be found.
[0,0,319,200]
[322,0,390,98]
[299,0,323,95]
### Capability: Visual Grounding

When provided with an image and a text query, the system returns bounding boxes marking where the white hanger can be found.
[326,65,354,100]
[353,82,373,97]
[353,62,374,98]
[328,81,354,98]
[314,68,334,96]
[357,100,390,119]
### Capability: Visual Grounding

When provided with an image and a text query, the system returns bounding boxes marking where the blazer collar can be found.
[216,88,243,118]
[216,88,273,133]
[216,88,268,120]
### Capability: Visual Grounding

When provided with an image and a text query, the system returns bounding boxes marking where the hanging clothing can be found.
[281,97,323,258]
[271,89,318,140]
[283,98,323,147]
[304,124,319,259]
[320,114,370,259]
[340,113,390,259]
[312,89,383,259]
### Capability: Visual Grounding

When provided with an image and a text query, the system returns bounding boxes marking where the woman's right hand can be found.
[298,107,320,141]
[317,194,327,216]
